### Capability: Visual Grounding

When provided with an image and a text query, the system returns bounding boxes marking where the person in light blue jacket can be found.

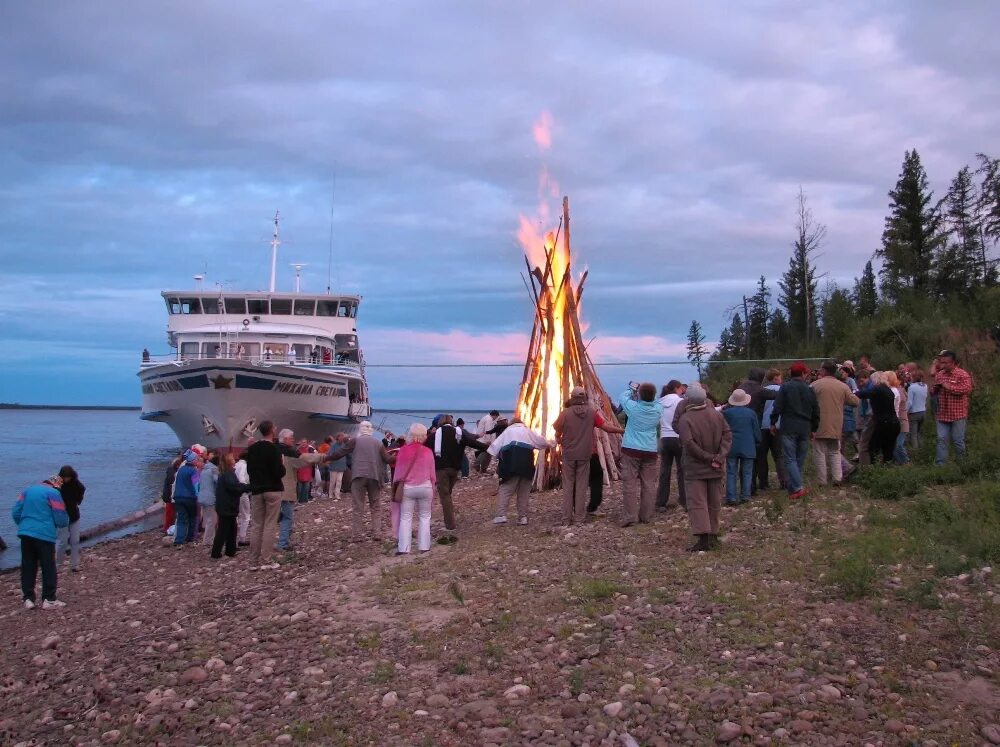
[618,382,663,527]
[12,476,70,609]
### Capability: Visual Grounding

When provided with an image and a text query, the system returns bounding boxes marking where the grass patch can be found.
[570,577,630,601]
[355,631,381,650]
[371,661,395,684]
[451,659,470,675]
[287,717,349,744]
[569,667,585,696]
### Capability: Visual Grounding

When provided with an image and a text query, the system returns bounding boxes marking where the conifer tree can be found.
[877,149,943,301]
[820,284,855,351]
[853,260,879,318]
[936,165,983,297]
[685,319,708,380]
[768,309,790,355]
[746,276,771,359]
[779,188,822,343]
[976,153,1000,284]
[724,313,746,358]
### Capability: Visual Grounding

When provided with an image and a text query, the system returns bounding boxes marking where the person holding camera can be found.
[931,350,973,465]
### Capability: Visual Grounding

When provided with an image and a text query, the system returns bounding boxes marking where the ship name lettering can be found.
[142,380,183,394]
[275,382,314,395]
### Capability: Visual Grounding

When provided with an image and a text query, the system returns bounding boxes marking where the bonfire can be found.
[515,196,622,490]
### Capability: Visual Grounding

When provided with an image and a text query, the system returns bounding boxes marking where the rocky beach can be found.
[2,476,998,746]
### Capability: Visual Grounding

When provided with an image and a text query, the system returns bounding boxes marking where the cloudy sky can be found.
[2,2,998,408]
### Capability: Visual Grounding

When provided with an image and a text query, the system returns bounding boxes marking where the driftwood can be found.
[78,503,164,542]
[515,196,623,490]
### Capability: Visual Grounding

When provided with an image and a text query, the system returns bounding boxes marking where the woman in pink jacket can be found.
[393,423,437,554]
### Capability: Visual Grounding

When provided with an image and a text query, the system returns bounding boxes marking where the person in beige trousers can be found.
[810,361,859,486]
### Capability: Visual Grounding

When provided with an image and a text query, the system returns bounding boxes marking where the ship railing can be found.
[140,353,363,371]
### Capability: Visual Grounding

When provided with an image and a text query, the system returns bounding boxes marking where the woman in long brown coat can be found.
[677,385,732,552]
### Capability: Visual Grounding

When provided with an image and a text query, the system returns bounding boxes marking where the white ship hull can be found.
[138,359,370,450]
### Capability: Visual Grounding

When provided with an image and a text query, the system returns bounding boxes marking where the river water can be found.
[0,408,487,570]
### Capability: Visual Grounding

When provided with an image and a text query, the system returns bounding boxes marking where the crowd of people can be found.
[12,350,974,608]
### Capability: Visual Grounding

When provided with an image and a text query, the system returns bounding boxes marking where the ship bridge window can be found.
[337,301,350,317]
[203,342,224,358]
[180,341,200,359]
[236,342,259,359]
[350,302,358,318]
[224,297,247,314]
[294,299,316,316]
[317,299,339,317]
[248,299,269,315]
[169,297,201,314]
[270,299,292,315]
[202,297,223,314]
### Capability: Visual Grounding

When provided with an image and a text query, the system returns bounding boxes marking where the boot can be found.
[687,534,713,552]
[706,534,719,550]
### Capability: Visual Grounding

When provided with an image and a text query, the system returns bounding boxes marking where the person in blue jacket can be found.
[12,475,70,609]
[618,382,664,527]
[723,389,762,505]
[173,449,203,545]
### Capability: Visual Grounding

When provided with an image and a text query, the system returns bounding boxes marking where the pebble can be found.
[179,666,208,684]
[982,724,1000,745]
[618,684,636,696]
[924,659,938,671]
[414,709,429,717]
[818,684,841,700]
[504,684,530,699]
[481,727,511,741]
[302,666,324,677]
[101,729,122,743]
[426,693,450,708]
[205,658,226,671]
[275,735,292,744]
[603,701,624,718]
[42,635,61,650]
[289,611,309,623]
[886,719,906,734]
[716,721,742,742]
[381,691,399,708]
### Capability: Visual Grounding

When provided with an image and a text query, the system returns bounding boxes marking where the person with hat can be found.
[554,386,624,525]
[12,475,70,609]
[172,448,203,545]
[770,362,820,500]
[722,387,760,505]
[677,384,732,551]
[56,465,85,572]
[931,350,974,464]
[811,360,859,486]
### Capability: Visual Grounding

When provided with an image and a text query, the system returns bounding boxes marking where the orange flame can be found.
[515,111,573,440]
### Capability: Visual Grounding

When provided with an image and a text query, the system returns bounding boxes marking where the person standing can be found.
[245,421,286,566]
[856,372,901,464]
[327,434,349,499]
[295,440,314,504]
[655,381,687,511]
[554,387,623,525]
[13,476,70,609]
[487,417,555,526]
[770,362,820,500]
[172,450,202,545]
[757,370,786,491]
[855,369,875,466]
[393,424,437,554]
[618,382,663,527]
[211,454,249,559]
[346,421,396,541]
[931,350,973,465]
[56,465,84,572]
[722,389,760,505]
[907,369,928,451]
[475,411,500,473]
[677,385,732,552]
[234,450,252,547]
[810,361,860,486]
[886,371,910,465]
[426,415,485,541]
[161,454,182,534]
[198,452,220,546]
[276,430,325,551]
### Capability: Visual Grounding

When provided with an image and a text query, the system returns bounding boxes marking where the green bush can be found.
[855,465,924,501]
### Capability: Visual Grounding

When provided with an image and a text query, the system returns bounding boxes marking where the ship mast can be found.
[269,211,281,293]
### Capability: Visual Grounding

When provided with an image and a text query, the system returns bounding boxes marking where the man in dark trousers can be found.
[770,362,820,500]
[426,415,487,543]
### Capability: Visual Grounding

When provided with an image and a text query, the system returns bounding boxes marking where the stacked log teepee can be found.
[515,196,622,491]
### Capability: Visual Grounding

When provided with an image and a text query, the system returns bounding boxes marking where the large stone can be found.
[481,727,511,742]
[180,667,208,684]
[603,701,624,718]
[716,721,742,742]
[504,684,531,699]
[381,691,399,708]
[42,635,62,650]
[426,693,450,708]
[981,724,1000,745]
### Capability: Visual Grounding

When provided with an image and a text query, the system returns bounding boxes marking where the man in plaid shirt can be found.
[932,350,974,465]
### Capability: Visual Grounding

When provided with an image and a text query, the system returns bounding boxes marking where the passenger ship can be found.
[138,215,371,450]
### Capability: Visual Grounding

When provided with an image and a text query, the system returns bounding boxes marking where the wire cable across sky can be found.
[364,357,831,369]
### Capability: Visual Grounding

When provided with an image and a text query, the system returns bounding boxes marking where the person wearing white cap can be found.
[342,421,396,541]
[722,388,760,506]
[677,384,732,551]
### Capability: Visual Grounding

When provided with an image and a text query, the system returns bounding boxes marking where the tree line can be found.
[685,150,1000,377]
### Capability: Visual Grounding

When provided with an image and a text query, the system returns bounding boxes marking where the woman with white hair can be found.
[344,421,396,541]
[392,423,436,554]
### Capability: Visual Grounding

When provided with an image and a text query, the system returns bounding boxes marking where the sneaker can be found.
[518,517,528,526]
[23,599,35,610]
[492,517,508,525]
[789,488,808,501]
[42,599,66,610]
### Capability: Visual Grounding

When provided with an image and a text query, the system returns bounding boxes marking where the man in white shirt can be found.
[475,410,500,473]
[656,380,687,511]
